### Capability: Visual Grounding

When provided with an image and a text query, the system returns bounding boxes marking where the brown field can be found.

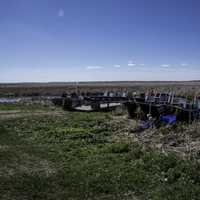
[0,81,200,97]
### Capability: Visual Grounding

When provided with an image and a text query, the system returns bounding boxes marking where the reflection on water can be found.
[0,98,21,103]
[0,96,59,104]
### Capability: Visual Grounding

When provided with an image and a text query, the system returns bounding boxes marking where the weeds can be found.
[0,108,200,199]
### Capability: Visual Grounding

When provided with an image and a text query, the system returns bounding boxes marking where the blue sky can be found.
[0,0,200,82]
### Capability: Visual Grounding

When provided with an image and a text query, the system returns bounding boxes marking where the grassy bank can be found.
[0,104,52,111]
[0,107,200,199]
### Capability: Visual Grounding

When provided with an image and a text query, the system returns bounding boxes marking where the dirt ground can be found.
[111,114,200,160]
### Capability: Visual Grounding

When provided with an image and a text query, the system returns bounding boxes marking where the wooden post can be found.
[189,102,192,123]
[149,101,152,115]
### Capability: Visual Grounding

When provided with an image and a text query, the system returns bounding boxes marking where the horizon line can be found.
[0,80,200,85]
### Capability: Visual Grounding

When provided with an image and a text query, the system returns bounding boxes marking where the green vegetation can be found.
[0,103,51,111]
[0,107,200,200]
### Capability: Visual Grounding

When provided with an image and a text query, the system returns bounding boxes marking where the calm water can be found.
[0,96,59,103]
[0,98,21,103]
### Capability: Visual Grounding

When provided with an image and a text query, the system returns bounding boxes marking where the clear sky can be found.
[0,0,200,82]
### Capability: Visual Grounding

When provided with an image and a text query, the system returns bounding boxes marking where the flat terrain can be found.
[1,81,200,97]
[0,104,200,199]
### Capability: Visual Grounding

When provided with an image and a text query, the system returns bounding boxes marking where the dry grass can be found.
[1,81,200,97]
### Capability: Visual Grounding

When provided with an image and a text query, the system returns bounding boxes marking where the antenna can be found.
[76,81,79,94]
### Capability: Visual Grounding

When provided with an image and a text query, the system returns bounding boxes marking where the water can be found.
[0,96,59,104]
[0,98,21,103]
